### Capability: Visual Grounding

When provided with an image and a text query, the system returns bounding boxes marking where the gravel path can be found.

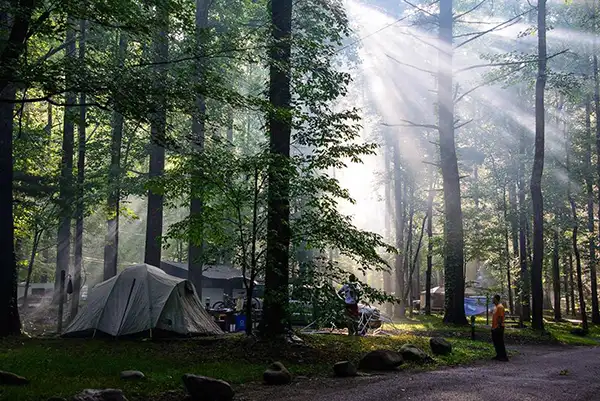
[240,345,600,401]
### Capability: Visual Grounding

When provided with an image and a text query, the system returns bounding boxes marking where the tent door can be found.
[117,279,136,336]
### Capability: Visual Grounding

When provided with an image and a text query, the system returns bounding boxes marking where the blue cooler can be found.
[235,315,246,332]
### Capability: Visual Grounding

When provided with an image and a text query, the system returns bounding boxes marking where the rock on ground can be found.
[358,350,403,371]
[399,344,432,363]
[263,362,292,385]
[333,361,358,377]
[120,370,145,380]
[429,337,452,355]
[71,389,128,401]
[0,370,29,385]
[182,374,234,401]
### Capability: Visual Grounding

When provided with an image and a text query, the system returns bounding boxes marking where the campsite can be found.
[3,0,600,400]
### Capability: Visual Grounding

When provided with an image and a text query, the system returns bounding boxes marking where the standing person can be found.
[338,274,360,336]
[491,294,509,361]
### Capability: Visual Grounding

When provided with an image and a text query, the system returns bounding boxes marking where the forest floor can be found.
[240,345,600,401]
[1,316,598,401]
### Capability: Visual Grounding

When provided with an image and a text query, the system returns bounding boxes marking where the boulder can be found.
[120,370,145,380]
[400,344,432,363]
[0,371,29,386]
[333,361,358,377]
[358,350,403,371]
[182,374,234,401]
[429,337,452,355]
[71,389,128,401]
[263,362,292,385]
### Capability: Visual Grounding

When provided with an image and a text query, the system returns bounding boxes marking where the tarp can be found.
[464,296,494,316]
[64,264,223,337]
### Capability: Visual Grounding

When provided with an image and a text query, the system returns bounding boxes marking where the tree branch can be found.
[382,120,438,130]
[454,119,473,129]
[453,0,488,21]
[454,49,568,74]
[454,63,529,104]
[401,0,440,20]
[454,8,533,49]
[386,54,437,76]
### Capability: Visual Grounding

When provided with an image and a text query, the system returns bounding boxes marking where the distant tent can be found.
[63,264,223,337]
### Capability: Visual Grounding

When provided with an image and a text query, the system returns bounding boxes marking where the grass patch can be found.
[383,314,600,346]
[0,332,494,401]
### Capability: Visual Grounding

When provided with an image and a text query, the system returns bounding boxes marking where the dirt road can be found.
[241,346,600,401]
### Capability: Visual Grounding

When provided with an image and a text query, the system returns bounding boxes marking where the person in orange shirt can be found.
[491,294,508,361]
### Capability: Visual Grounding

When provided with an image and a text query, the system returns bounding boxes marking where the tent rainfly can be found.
[63,264,223,337]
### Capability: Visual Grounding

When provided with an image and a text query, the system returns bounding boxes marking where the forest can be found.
[1,0,600,340]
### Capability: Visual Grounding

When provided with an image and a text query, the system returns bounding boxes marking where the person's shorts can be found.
[345,303,359,318]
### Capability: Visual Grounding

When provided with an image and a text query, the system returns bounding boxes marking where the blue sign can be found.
[464,296,493,316]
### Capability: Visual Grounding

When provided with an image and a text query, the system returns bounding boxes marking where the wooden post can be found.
[57,270,66,334]
[486,294,490,326]
[470,315,475,340]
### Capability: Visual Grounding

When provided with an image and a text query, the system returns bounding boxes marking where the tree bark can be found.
[383,134,394,315]
[0,0,36,94]
[529,0,546,331]
[404,187,415,316]
[439,0,467,325]
[70,19,87,321]
[260,0,293,337]
[569,250,576,314]
[552,219,561,321]
[393,143,405,318]
[569,197,589,331]
[187,0,207,298]
[0,83,21,336]
[145,7,169,268]
[425,186,434,315]
[104,33,127,279]
[592,55,600,324]
[563,252,570,316]
[56,19,77,296]
[503,186,514,313]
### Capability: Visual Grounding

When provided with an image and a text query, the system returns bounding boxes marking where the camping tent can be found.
[64,264,223,337]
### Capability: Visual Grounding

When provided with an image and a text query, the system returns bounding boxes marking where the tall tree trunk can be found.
[70,19,87,320]
[393,144,405,318]
[260,0,293,337]
[518,140,531,321]
[383,135,394,315]
[563,252,570,316]
[104,33,127,279]
[187,0,207,298]
[0,83,21,336]
[503,186,514,313]
[56,19,77,297]
[439,0,466,325]
[529,0,546,331]
[552,219,561,321]
[70,20,87,320]
[0,0,36,94]
[569,197,589,331]
[425,186,434,315]
[592,55,600,324]
[569,250,576,314]
[509,180,520,315]
[145,6,169,268]
[404,187,415,316]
